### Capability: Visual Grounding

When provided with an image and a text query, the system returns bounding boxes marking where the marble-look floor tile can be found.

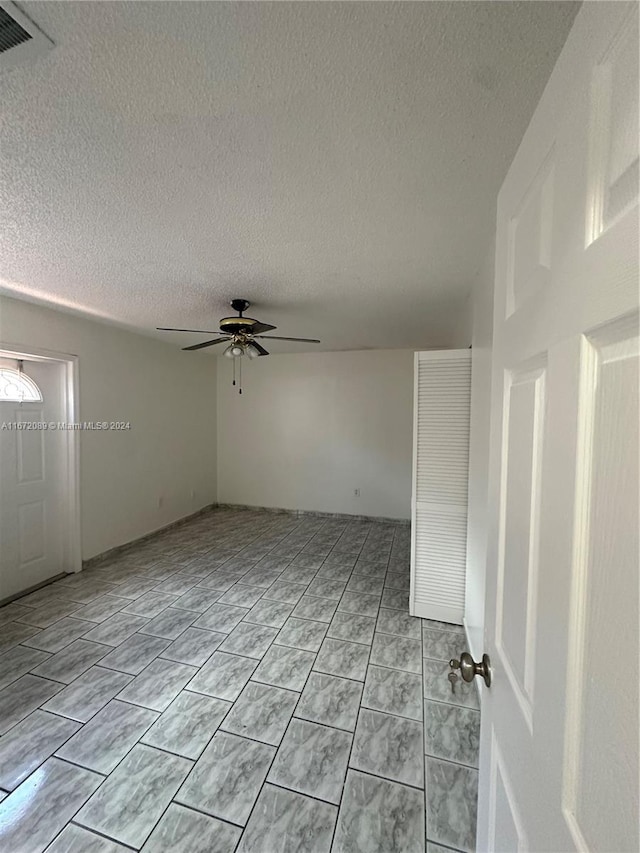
[425,757,478,853]
[46,824,129,851]
[280,564,319,584]
[56,699,158,774]
[187,651,257,701]
[370,632,422,674]
[333,769,425,853]
[72,595,129,623]
[316,566,353,585]
[295,672,363,732]
[0,602,32,625]
[252,643,315,691]
[142,691,231,759]
[0,758,102,853]
[116,658,198,711]
[42,666,133,722]
[62,581,120,605]
[0,710,81,790]
[423,628,465,663]
[254,554,293,571]
[221,681,298,746]
[362,665,423,721]
[154,575,198,596]
[122,591,179,618]
[217,584,265,608]
[291,595,338,623]
[109,577,158,600]
[384,571,411,592]
[424,700,480,768]
[376,608,422,640]
[198,571,246,592]
[176,730,275,825]
[138,607,199,640]
[160,626,225,666]
[240,567,283,589]
[380,588,409,610]
[313,637,370,682]
[288,553,324,570]
[193,603,248,633]
[337,592,381,618]
[16,597,82,628]
[21,618,91,653]
[243,598,294,629]
[30,639,109,684]
[237,784,337,853]
[322,553,357,569]
[267,718,352,804]
[422,659,480,710]
[352,561,387,579]
[346,574,385,596]
[75,744,193,849]
[351,708,424,788]
[99,634,170,675]
[328,612,376,645]
[0,644,50,690]
[140,803,241,853]
[82,612,149,647]
[0,674,62,734]
[275,617,328,652]
[218,622,277,659]
[306,577,346,601]
[172,586,222,612]
[422,619,465,635]
[426,844,456,853]
[262,579,308,605]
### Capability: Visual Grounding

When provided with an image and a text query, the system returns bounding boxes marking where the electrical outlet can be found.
[157,495,164,509]
[354,488,360,497]
[190,488,196,501]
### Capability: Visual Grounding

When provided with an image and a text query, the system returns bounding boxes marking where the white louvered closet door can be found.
[410,350,471,624]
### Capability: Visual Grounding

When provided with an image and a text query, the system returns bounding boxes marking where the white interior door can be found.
[478,3,638,851]
[0,359,67,600]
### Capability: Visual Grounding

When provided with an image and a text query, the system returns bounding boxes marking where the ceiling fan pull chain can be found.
[239,356,242,395]
[232,357,236,387]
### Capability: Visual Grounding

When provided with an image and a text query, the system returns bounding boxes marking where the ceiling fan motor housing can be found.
[219,316,260,336]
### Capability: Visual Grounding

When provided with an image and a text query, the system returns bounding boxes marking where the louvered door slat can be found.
[410,350,471,624]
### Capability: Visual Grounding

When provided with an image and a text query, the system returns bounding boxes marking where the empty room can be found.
[0,2,637,852]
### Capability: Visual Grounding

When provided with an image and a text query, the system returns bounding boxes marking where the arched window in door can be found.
[0,368,43,402]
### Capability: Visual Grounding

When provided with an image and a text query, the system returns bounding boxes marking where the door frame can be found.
[0,342,81,577]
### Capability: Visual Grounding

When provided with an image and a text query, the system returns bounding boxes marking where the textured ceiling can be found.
[0,1,579,352]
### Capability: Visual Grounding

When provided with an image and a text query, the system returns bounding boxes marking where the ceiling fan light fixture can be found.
[246,343,261,359]
[224,343,245,359]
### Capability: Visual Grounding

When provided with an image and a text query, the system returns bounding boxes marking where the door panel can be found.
[478,3,639,851]
[0,360,66,599]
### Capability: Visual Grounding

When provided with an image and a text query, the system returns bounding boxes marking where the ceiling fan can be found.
[158,298,320,358]
[157,299,321,393]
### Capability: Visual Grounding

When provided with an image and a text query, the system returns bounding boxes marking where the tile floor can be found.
[0,508,480,853]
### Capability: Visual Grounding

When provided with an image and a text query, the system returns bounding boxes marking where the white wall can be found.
[464,245,495,660]
[0,296,217,560]
[217,349,414,520]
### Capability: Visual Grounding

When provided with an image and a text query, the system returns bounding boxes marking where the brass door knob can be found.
[449,652,492,688]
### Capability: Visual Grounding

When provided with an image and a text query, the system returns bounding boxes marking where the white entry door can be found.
[477,3,638,851]
[0,359,67,600]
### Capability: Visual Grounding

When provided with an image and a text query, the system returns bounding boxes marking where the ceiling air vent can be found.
[0,1,53,70]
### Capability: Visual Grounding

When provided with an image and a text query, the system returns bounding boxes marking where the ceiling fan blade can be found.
[157,327,225,334]
[249,322,277,335]
[249,341,270,356]
[182,338,230,351]
[255,335,321,343]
